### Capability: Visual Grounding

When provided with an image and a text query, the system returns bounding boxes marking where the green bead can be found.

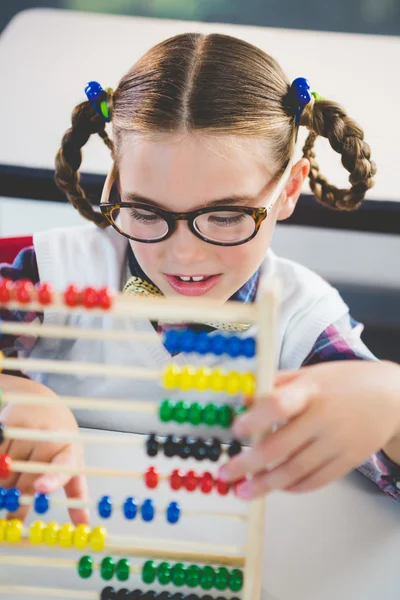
[229,568,243,592]
[202,403,217,426]
[235,404,248,416]
[77,555,93,579]
[187,402,203,426]
[186,564,201,588]
[215,566,229,590]
[100,556,115,581]
[159,399,173,422]
[173,400,188,424]
[116,558,130,581]
[157,561,172,585]
[217,405,234,428]
[171,562,186,586]
[199,565,215,590]
[142,560,156,584]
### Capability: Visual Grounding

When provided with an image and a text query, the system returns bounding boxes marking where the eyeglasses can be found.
[100,159,293,247]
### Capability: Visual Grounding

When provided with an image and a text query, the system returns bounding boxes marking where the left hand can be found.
[218,360,400,499]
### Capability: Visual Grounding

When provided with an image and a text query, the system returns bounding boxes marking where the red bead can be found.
[0,454,11,479]
[144,466,159,489]
[97,287,113,310]
[185,470,198,492]
[0,279,13,303]
[216,479,230,496]
[82,287,98,309]
[170,469,184,491]
[233,477,246,496]
[36,282,53,305]
[200,472,214,494]
[14,280,34,304]
[64,285,80,307]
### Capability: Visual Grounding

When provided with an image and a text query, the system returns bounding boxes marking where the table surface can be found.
[0,8,399,201]
[0,429,398,600]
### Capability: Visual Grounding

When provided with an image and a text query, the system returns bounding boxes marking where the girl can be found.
[0,32,396,524]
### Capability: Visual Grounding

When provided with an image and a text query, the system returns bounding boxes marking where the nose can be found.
[167,220,210,265]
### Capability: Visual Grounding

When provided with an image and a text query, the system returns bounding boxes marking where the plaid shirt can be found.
[1,246,399,500]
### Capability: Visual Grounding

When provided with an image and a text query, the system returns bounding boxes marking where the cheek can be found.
[129,241,163,272]
[218,223,273,273]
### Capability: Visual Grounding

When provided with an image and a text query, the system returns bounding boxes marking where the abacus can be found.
[0,277,279,600]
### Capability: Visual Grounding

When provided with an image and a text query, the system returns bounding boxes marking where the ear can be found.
[277,158,310,221]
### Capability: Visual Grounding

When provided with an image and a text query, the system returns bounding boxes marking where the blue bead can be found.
[123,497,138,520]
[5,488,20,512]
[181,330,195,353]
[194,332,210,355]
[242,337,256,358]
[34,493,49,514]
[0,487,6,510]
[164,330,181,354]
[166,501,180,524]
[227,336,242,358]
[211,334,226,356]
[98,495,112,519]
[141,499,155,522]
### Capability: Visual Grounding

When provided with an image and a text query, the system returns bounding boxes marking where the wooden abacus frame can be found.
[0,277,280,600]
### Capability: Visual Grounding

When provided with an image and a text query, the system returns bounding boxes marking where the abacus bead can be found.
[82,286,98,309]
[170,595,185,600]
[0,454,12,479]
[146,434,159,457]
[199,566,215,590]
[116,590,130,600]
[215,567,229,590]
[227,336,242,358]
[98,287,113,310]
[145,466,159,489]
[141,498,155,522]
[157,561,172,585]
[100,587,116,600]
[0,279,13,303]
[78,555,93,579]
[229,569,243,592]
[185,595,200,600]
[217,405,234,429]
[0,519,6,542]
[228,439,242,457]
[99,495,113,518]
[181,330,196,353]
[6,519,22,543]
[116,558,130,581]
[64,284,80,307]
[194,368,209,391]
[15,279,34,304]
[209,369,224,392]
[159,399,174,423]
[73,523,90,549]
[173,400,188,424]
[36,282,53,305]
[101,556,116,581]
[163,434,177,458]
[211,334,226,356]
[29,520,45,544]
[34,492,49,514]
[240,372,255,396]
[90,525,107,551]
[142,592,157,600]
[142,560,156,584]
[194,331,210,354]
[164,329,181,354]
[0,424,3,444]
[178,436,191,459]
[192,439,207,461]
[199,472,214,494]
[202,404,217,427]
[185,470,198,492]
[171,563,186,586]
[186,564,201,588]
[180,366,195,391]
[59,523,74,548]
[0,486,5,509]
[4,488,20,512]
[207,438,222,462]
[225,371,241,395]
[170,469,184,491]
[44,522,60,545]
[242,336,256,358]
[216,479,230,496]
[123,496,138,520]
[157,592,172,600]
[162,365,179,390]
[166,501,180,524]
[129,591,143,600]
[187,402,202,426]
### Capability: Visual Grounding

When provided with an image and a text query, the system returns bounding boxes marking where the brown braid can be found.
[301,100,376,210]
[55,98,114,227]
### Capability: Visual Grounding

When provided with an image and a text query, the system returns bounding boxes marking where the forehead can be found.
[117,133,276,209]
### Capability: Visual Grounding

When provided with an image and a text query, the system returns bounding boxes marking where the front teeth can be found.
[177,276,206,282]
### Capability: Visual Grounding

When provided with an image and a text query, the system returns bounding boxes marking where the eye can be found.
[207,213,247,226]
[129,207,163,223]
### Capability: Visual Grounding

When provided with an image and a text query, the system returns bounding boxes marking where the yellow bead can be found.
[194,367,210,391]
[179,366,195,391]
[59,523,75,548]
[162,364,179,390]
[241,372,255,396]
[29,521,45,545]
[6,519,22,543]
[89,526,107,551]
[0,519,7,542]
[43,522,60,546]
[73,524,90,549]
[210,368,225,392]
[225,371,241,395]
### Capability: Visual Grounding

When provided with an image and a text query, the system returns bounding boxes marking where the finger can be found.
[64,475,90,526]
[286,457,350,494]
[6,472,37,522]
[273,370,299,387]
[0,441,34,490]
[34,445,78,495]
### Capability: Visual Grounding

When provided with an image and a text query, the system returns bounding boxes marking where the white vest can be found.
[28,223,348,433]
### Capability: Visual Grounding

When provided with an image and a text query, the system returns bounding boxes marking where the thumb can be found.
[64,475,90,526]
[274,370,300,388]
[34,445,79,494]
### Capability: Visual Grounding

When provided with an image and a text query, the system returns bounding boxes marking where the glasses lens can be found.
[194,210,256,243]
[109,206,169,241]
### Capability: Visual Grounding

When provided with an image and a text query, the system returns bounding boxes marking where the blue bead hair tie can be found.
[291,77,312,124]
[84,81,111,122]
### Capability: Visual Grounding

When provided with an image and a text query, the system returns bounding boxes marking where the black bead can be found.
[142,592,157,600]
[192,437,207,461]
[170,595,185,600]
[156,592,171,600]
[185,595,199,600]
[228,439,242,457]
[146,433,159,457]
[163,434,178,457]
[178,436,192,459]
[116,590,130,600]
[100,587,116,600]
[129,591,143,600]
[201,596,213,600]
[207,437,222,462]
[0,424,3,444]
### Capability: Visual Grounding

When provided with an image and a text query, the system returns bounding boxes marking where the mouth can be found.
[164,274,221,296]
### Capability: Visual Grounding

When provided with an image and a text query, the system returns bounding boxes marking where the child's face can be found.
[118,133,308,301]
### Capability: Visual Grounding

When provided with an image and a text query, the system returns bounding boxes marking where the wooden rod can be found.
[0,585,97,598]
